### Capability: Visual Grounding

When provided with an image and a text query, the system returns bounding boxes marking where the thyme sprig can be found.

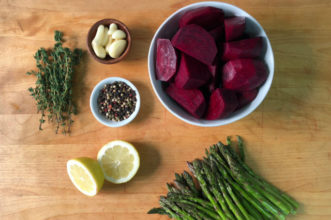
[27,31,83,134]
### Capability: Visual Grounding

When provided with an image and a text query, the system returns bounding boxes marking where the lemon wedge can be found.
[67,157,104,196]
[97,140,140,184]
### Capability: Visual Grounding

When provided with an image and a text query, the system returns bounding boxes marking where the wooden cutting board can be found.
[0,0,330,219]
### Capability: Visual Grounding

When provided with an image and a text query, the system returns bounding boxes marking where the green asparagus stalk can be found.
[147,207,170,216]
[218,142,286,220]
[159,199,182,220]
[237,136,245,162]
[189,160,227,220]
[222,139,299,211]
[176,203,203,220]
[160,196,194,220]
[220,140,295,215]
[224,180,251,220]
[174,199,221,219]
[167,192,214,209]
[167,183,181,194]
[210,157,274,219]
[182,171,201,196]
[174,180,193,195]
[201,160,236,220]
[239,194,264,220]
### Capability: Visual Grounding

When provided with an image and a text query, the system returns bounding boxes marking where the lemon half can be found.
[67,157,104,196]
[97,140,140,184]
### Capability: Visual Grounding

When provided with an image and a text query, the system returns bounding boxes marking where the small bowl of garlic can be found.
[87,19,131,64]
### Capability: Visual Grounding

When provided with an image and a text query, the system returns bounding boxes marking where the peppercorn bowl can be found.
[90,77,140,127]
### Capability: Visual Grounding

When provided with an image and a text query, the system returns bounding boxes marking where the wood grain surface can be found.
[1,0,331,219]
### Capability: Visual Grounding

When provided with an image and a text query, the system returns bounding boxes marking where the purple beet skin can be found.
[156,39,178,82]
[222,37,263,61]
[166,84,206,118]
[237,89,258,108]
[175,53,211,89]
[205,88,238,120]
[222,58,268,91]
[179,7,224,30]
[171,24,217,65]
[224,16,246,41]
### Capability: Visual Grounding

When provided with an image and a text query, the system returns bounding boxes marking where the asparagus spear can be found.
[177,203,203,220]
[182,171,201,196]
[220,141,294,215]
[147,207,170,216]
[239,194,264,220]
[174,199,221,219]
[189,160,227,220]
[223,140,297,215]
[218,142,286,220]
[237,136,245,162]
[160,196,194,220]
[201,160,236,220]
[223,139,299,211]
[224,180,251,220]
[167,192,213,209]
[210,157,274,219]
[174,180,194,195]
[159,199,183,220]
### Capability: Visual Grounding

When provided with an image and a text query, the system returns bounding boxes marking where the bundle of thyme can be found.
[27,31,83,134]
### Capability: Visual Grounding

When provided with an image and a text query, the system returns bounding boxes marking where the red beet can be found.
[222,59,268,91]
[224,16,246,41]
[206,63,219,92]
[237,89,258,108]
[222,37,263,61]
[166,84,206,118]
[156,39,178,81]
[179,7,224,30]
[209,25,224,42]
[208,64,218,79]
[205,88,238,120]
[171,24,217,65]
[175,54,211,89]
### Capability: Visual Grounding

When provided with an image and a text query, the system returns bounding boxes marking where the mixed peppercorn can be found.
[97,81,137,121]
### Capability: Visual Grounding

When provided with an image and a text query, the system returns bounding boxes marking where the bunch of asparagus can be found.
[148,137,298,220]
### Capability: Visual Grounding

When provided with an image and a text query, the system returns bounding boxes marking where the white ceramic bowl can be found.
[148,1,274,127]
[90,77,140,127]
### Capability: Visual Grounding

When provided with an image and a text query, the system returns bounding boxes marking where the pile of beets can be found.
[156,7,268,120]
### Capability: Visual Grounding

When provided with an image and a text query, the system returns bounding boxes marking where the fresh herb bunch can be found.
[27,31,83,134]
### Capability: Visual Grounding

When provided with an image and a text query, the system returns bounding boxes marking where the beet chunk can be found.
[209,25,224,42]
[171,24,217,65]
[179,7,224,30]
[222,37,263,61]
[224,16,246,41]
[222,59,268,91]
[175,54,211,89]
[156,39,178,81]
[206,88,238,120]
[237,89,258,108]
[166,84,206,118]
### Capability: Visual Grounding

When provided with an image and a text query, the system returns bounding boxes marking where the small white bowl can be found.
[90,77,140,127]
[148,1,274,127]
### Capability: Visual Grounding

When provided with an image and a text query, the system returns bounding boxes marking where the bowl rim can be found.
[87,18,132,64]
[89,77,141,127]
[147,1,274,127]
